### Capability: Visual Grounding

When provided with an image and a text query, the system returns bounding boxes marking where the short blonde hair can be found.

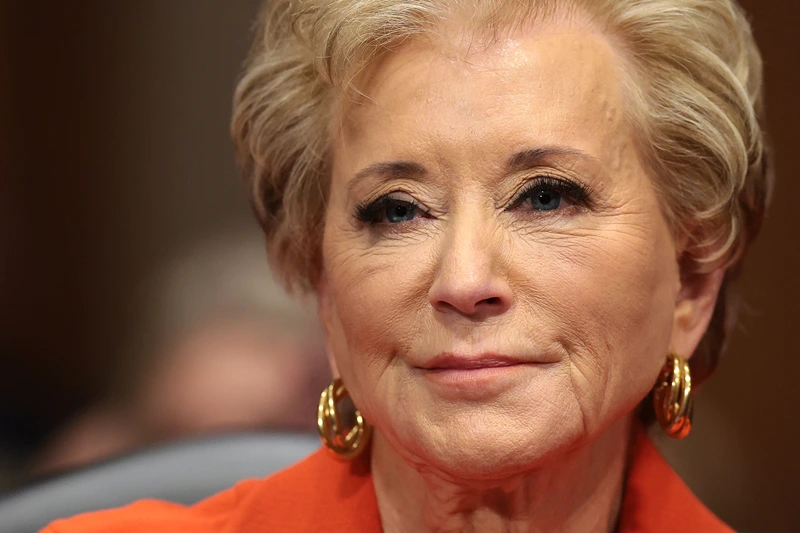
[232,0,771,383]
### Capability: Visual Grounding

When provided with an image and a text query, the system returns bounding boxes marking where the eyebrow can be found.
[348,161,428,194]
[347,146,599,192]
[506,147,599,173]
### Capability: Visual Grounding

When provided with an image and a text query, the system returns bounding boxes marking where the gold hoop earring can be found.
[653,352,694,439]
[317,378,372,459]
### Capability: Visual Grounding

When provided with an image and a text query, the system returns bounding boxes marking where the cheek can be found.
[320,217,435,403]
[519,213,679,422]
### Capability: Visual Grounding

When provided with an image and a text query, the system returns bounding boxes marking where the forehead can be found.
[332,21,635,178]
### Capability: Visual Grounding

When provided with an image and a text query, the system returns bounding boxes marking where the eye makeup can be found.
[352,174,594,228]
[354,194,431,225]
[508,176,594,211]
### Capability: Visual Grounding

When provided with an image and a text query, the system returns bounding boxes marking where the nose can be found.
[428,218,513,320]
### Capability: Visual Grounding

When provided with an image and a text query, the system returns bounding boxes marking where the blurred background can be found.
[0,1,797,531]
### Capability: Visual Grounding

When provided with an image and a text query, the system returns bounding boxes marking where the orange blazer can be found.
[42,427,733,533]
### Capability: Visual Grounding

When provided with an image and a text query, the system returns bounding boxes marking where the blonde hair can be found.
[232,0,771,383]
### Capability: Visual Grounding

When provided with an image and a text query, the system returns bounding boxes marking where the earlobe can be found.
[670,268,726,359]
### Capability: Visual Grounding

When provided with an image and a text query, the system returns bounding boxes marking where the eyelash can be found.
[354,195,430,224]
[353,176,593,225]
[509,176,593,210]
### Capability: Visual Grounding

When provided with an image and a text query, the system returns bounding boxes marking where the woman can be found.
[44,0,770,531]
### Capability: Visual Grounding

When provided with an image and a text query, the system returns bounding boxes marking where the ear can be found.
[316,273,341,378]
[670,266,726,359]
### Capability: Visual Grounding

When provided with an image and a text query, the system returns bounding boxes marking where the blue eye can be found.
[511,176,590,213]
[529,189,562,211]
[355,196,425,225]
[384,200,418,223]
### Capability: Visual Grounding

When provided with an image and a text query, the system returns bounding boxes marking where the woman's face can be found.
[319,23,699,478]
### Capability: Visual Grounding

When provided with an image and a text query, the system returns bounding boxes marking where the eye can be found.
[528,189,562,211]
[510,176,591,213]
[384,200,418,223]
[355,195,427,225]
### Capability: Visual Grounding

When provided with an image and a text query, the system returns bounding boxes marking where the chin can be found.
[396,408,588,482]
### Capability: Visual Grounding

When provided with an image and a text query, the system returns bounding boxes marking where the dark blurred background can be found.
[0,1,797,531]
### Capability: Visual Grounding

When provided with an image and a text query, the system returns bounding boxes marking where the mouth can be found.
[419,353,528,371]
[415,353,539,399]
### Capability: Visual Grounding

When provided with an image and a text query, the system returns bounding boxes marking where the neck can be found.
[371,416,633,533]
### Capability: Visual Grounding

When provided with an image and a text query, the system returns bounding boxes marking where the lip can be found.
[416,353,538,400]
[420,353,527,371]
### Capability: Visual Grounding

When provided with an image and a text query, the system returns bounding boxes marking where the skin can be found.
[317,18,724,533]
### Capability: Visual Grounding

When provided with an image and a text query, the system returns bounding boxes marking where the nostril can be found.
[429,280,513,318]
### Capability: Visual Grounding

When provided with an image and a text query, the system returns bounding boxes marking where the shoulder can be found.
[40,498,222,533]
[41,449,381,533]
[619,425,735,533]
[39,475,265,533]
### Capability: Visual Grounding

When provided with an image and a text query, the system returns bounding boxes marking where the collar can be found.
[617,424,733,533]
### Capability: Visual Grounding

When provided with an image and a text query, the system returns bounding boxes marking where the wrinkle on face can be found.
[319,17,680,495]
